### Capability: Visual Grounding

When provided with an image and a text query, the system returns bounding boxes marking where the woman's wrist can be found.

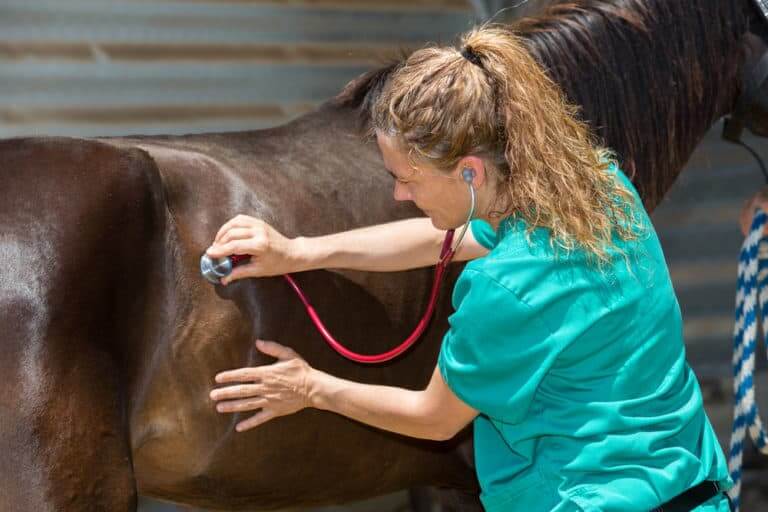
[290,236,326,273]
[306,367,332,411]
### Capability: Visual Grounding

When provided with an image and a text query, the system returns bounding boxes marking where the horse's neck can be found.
[520,0,751,210]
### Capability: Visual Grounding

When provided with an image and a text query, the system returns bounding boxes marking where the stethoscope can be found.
[200,167,477,364]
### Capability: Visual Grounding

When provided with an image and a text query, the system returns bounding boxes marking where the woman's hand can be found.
[206,214,304,284]
[740,188,768,237]
[209,339,314,432]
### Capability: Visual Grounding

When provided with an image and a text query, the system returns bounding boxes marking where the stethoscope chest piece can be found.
[200,253,233,284]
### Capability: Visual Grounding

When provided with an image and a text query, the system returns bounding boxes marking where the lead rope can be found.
[729,208,768,511]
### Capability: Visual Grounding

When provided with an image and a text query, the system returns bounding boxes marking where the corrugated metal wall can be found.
[0,0,475,138]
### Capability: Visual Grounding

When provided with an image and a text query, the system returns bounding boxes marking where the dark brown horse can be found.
[1,1,767,511]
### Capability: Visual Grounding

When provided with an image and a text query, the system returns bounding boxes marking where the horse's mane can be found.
[328,0,750,210]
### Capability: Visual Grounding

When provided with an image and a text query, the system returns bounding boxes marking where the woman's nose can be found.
[393,182,412,201]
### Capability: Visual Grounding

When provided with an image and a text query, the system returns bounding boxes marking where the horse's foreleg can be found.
[0,326,137,511]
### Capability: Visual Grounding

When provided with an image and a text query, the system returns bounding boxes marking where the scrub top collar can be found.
[493,214,520,244]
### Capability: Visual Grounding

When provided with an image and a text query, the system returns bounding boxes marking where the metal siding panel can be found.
[175,0,471,11]
[1,62,372,104]
[0,2,472,43]
[0,41,420,65]
[0,0,472,137]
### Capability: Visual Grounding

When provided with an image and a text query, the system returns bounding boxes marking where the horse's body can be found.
[1,0,767,510]
[1,114,473,511]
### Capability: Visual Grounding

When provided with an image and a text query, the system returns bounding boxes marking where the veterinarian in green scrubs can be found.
[436,163,732,511]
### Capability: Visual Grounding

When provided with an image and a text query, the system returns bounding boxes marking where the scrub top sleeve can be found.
[469,219,497,250]
[438,269,559,424]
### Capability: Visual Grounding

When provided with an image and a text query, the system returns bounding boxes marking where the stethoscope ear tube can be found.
[448,180,476,257]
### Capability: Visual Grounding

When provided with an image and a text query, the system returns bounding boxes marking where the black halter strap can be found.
[721,0,768,181]
[723,50,768,144]
[724,0,768,139]
[755,0,768,19]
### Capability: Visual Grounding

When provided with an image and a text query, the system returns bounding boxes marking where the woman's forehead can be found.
[375,131,408,167]
[375,130,400,154]
[375,130,446,177]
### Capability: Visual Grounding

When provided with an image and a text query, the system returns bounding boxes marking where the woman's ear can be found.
[457,156,487,187]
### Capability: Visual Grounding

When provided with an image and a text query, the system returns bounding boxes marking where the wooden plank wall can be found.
[0,0,474,137]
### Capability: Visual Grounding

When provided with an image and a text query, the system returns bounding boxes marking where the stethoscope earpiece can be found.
[449,167,477,257]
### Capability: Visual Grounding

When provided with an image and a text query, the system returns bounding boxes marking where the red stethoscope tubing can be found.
[228,229,456,364]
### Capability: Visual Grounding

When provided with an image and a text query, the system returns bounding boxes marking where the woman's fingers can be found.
[207,229,256,258]
[740,192,768,237]
[214,214,257,245]
[209,383,261,401]
[205,237,262,258]
[215,397,268,414]
[206,238,262,259]
[236,409,277,432]
[215,366,261,384]
[216,227,254,247]
[220,261,260,285]
[255,339,300,361]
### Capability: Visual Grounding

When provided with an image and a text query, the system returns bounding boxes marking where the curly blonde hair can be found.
[368,24,644,265]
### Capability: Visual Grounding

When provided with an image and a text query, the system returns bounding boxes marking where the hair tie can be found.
[460,45,485,70]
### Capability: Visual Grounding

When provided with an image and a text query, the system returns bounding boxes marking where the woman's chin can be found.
[427,215,444,230]
[428,216,457,231]
[424,210,465,230]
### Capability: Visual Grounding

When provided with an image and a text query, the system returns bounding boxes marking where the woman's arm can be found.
[307,364,478,441]
[206,215,490,284]
[210,340,478,440]
[297,217,489,272]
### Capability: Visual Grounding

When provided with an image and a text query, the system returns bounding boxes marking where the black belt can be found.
[650,480,730,512]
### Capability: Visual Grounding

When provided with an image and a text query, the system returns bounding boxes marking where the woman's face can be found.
[375,130,476,230]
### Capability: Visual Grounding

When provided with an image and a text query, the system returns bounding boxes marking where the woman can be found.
[206,26,733,511]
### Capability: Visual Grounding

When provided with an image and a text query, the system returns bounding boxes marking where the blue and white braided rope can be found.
[729,209,768,511]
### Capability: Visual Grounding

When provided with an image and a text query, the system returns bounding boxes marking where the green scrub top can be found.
[437,163,732,511]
